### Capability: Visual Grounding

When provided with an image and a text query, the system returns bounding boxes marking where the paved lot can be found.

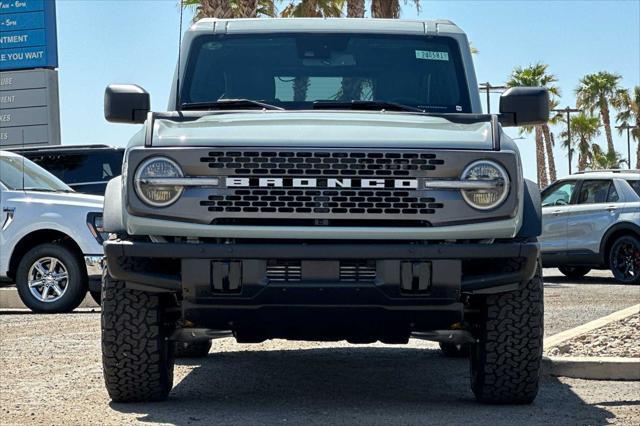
[0,268,638,425]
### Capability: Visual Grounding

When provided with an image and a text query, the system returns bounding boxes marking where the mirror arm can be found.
[491,115,501,151]
[498,112,516,127]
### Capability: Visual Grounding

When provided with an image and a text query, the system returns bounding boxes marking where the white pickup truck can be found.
[0,151,105,313]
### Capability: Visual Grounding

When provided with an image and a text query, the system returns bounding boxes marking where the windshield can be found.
[181,33,471,113]
[0,153,72,192]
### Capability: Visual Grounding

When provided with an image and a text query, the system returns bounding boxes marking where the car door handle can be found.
[606,205,617,212]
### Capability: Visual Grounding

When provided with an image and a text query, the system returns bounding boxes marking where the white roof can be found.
[188,18,463,36]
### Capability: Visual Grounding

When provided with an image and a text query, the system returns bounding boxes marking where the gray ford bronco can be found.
[101,18,548,404]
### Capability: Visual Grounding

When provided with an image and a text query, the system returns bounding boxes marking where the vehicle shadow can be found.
[110,346,614,425]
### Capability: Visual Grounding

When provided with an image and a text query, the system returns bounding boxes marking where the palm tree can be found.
[280,0,344,17]
[588,144,627,170]
[183,0,276,19]
[561,113,600,172]
[614,86,640,169]
[370,0,420,18]
[575,72,623,156]
[346,0,365,17]
[506,63,559,187]
[542,98,563,182]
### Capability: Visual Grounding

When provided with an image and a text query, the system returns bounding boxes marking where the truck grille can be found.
[200,150,444,177]
[201,189,443,215]
[266,261,301,282]
[339,261,377,282]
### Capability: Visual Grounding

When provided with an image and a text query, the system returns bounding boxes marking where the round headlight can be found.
[460,160,510,210]
[134,157,184,207]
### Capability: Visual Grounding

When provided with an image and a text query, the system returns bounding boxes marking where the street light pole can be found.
[616,124,639,169]
[552,107,581,175]
[479,82,507,114]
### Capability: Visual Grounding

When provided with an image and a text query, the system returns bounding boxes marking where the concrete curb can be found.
[543,304,640,381]
[543,356,640,380]
[0,287,99,310]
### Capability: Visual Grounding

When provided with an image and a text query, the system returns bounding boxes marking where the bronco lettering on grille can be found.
[226,177,419,189]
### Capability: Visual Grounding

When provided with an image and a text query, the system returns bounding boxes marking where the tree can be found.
[346,0,365,17]
[575,72,623,156]
[561,113,600,172]
[183,0,276,19]
[506,63,560,187]
[588,143,627,170]
[614,86,640,169]
[280,0,344,17]
[370,0,420,18]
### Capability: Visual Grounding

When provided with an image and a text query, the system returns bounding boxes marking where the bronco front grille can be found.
[200,150,444,177]
[200,189,444,216]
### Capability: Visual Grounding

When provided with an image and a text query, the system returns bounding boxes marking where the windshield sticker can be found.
[415,50,449,61]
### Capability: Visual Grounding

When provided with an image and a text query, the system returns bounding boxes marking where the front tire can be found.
[15,243,87,313]
[558,266,591,280]
[609,235,640,284]
[470,264,543,404]
[101,265,176,402]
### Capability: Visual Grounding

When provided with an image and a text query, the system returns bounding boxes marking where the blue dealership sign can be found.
[0,0,57,71]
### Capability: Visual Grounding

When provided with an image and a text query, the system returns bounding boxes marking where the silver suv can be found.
[541,170,640,283]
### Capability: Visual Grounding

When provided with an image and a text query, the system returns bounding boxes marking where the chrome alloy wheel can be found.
[27,257,69,303]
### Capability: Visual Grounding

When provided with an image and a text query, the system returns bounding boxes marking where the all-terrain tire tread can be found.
[101,261,175,402]
[471,265,543,404]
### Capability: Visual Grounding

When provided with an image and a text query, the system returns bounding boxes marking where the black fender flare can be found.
[516,179,542,238]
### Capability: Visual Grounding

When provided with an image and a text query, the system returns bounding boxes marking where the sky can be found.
[52,0,640,181]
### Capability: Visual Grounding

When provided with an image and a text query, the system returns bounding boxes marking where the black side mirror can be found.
[104,84,150,124]
[499,87,549,127]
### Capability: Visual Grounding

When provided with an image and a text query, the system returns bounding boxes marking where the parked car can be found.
[13,145,124,196]
[540,170,640,284]
[0,151,105,312]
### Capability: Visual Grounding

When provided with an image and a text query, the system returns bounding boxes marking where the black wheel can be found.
[89,290,101,306]
[439,342,470,358]
[101,263,176,402]
[609,235,640,284]
[470,263,543,404]
[174,340,212,358]
[16,243,87,313]
[558,266,591,280]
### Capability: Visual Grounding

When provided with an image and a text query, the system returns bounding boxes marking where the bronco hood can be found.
[150,111,494,150]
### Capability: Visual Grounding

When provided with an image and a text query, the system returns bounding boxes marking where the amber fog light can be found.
[134,157,184,207]
[460,160,509,210]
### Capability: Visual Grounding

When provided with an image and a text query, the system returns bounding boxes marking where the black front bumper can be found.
[104,240,538,338]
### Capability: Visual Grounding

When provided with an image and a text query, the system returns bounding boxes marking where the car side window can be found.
[577,180,613,204]
[542,181,575,207]
[627,180,640,197]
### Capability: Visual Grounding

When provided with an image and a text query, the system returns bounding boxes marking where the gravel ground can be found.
[0,268,638,425]
[548,313,640,358]
[543,268,640,337]
[1,310,639,425]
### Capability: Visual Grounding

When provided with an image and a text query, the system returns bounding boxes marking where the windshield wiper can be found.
[313,100,425,113]
[180,99,284,111]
